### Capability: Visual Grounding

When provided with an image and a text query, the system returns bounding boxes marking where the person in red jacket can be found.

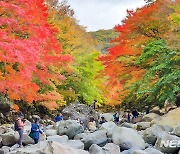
[16,113,26,148]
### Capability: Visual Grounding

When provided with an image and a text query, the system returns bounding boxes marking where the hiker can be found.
[54,112,63,123]
[113,112,119,123]
[29,118,45,144]
[127,111,131,123]
[132,108,139,119]
[122,111,128,119]
[99,116,107,124]
[146,106,150,114]
[91,100,97,110]
[88,117,97,131]
[15,113,26,148]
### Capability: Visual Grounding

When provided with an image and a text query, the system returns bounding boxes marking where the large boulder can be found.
[47,135,69,143]
[0,126,6,135]
[150,106,161,115]
[103,143,121,154]
[136,122,151,131]
[22,133,34,145]
[44,129,57,137]
[142,125,164,145]
[47,135,84,150]
[89,143,121,154]
[0,136,2,148]
[100,113,114,122]
[174,124,180,137]
[66,140,84,150]
[121,123,137,130]
[1,131,19,146]
[142,113,160,122]
[0,146,10,154]
[155,131,180,153]
[75,130,107,149]
[9,140,89,154]
[89,144,104,154]
[57,120,84,139]
[144,147,163,154]
[62,102,99,123]
[158,125,174,133]
[99,122,118,137]
[112,127,145,150]
[121,147,146,154]
[152,107,180,128]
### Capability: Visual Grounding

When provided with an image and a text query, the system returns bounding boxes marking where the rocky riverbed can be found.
[0,105,180,154]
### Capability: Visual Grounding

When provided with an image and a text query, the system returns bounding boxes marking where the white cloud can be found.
[66,0,146,31]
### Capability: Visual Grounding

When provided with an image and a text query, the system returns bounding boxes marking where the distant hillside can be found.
[89,29,118,54]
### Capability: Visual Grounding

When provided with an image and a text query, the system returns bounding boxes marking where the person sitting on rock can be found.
[15,113,26,148]
[29,118,45,144]
[88,117,97,131]
[99,116,107,124]
[54,112,63,123]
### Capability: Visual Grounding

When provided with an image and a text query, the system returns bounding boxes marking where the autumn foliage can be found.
[0,0,71,107]
[100,0,179,105]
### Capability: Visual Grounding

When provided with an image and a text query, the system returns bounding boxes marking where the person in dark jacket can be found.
[99,116,107,124]
[30,118,45,144]
[54,112,63,123]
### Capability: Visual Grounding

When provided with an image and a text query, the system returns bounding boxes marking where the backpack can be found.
[14,120,21,131]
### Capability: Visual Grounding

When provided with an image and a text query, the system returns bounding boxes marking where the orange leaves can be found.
[100,0,174,105]
[0,0,71,106]
[11,104,19,112]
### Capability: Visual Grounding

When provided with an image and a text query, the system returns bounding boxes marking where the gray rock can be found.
[0,146,10,154]
[44,129,57,136]
[158,124,174,133]
[47,135,84,149]
[62,102,99,126]
[9,144,19,152]
[9,140,89,154]
[0,136,2,148]
[99,122,117,137]
[0,126,6,135]
[142,125,164,145]
[58,120,84,139]
[144,147,163,154]
[155,131,180,153]
[89,144,105,154]
[47,135,69,143]
[112,127,145,150]
[80,130,108,149]
[74,133,89,140]
[22,133,34,145]
[174,124,180,137]
[67,140,84,150]
[1,131,18,146]
[103,143,121,154]
[142,113,160,122]
[121,123,137,130]
[121,147,145,154]
[136,122,151,131]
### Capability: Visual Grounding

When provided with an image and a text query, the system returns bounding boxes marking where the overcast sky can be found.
[67,0,146,31]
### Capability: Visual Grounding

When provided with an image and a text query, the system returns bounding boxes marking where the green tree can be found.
[126,40,180,107]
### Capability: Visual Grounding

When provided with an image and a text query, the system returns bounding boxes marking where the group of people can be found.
[15,113,45,148]
[122,108,139,123]
[14,108,141,148]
